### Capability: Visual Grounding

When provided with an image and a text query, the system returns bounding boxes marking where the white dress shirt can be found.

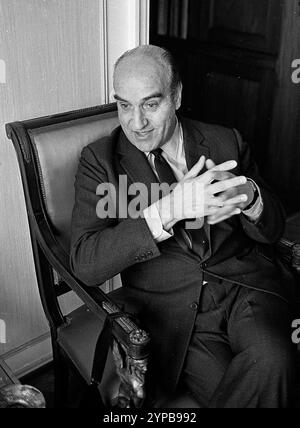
[143,121,263,243]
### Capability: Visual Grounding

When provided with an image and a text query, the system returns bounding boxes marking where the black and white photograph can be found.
[0,0,300,412]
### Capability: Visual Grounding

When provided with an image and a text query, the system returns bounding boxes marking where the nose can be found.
[132,108,148,131]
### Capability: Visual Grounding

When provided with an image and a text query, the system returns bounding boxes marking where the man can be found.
[70,45,297,408]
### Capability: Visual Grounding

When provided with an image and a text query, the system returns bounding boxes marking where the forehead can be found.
[114,57,170,101]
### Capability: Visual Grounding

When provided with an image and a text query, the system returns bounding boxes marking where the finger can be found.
[205,206,224,216]
[208,204,239,218]
[201,170,235,185]
[206,159,216,170]
[216,189,236,203]
[206,205,234,221]
[222,194,248,207]
[209,176,247,195]
[184,156,206,179]
[210,160,237,172]
[206,195,226,208]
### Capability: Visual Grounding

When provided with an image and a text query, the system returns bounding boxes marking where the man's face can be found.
[113,57,182,152]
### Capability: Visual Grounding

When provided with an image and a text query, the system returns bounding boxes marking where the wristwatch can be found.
[246,179,259,210]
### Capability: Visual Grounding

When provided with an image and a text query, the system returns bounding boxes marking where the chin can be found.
[132,138,161,153]
[135,143,156,152]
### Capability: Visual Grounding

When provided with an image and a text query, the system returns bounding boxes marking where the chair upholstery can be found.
[29,111,119,252]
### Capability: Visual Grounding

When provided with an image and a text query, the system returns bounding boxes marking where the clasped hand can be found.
[157,156,255,229]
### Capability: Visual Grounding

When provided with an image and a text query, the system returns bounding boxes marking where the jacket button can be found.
[202,262,208,269]
[147,251,153,257]
[134,256,140,262]
[190,302,199,311]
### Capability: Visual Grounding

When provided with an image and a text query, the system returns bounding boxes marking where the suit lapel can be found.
[117,131,159,207]
[181,117,210,171]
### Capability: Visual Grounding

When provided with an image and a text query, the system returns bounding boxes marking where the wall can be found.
[0,0,149,377]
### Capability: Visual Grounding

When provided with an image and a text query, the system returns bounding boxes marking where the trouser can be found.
[181,281,298,408]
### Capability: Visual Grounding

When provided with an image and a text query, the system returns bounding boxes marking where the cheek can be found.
[118,113,130,129]
[152,110,175,131]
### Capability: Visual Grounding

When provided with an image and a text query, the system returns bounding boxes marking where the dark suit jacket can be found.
[70,117,295,393]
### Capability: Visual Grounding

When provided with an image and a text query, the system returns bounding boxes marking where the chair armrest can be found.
[37,218,151,407]
[37,217,150,348]
[0,385,46,408]
[276,212,300,275]
[276,239,300,274]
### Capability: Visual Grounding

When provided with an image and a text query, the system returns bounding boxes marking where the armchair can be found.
[277,212,300,275]
[5,104,199,409]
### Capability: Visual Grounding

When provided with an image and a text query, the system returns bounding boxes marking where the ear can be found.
[175,83,183,110]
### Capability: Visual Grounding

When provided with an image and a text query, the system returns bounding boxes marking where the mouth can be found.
[133,130,154,139]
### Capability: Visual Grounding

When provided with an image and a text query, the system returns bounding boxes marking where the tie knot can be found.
[151,148,163,160]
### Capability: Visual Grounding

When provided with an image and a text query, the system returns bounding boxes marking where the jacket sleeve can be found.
[70,145,161,286]
[234,129,286,244]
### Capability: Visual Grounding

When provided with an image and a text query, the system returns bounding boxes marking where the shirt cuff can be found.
[143,203,174,243]
[242,179,264,222]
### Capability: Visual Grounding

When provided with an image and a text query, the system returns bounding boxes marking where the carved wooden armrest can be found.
[101,301,151,409]
[275,213,300,276]
[277,238,300,275]
[0,385,46,408]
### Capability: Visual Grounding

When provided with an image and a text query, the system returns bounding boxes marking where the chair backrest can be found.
[6,104,119,254]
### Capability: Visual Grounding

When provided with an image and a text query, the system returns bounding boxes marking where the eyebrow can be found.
[114,93,163,103]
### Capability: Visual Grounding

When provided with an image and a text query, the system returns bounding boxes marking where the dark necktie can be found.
[151,149,208,258]
[151,149,177,190]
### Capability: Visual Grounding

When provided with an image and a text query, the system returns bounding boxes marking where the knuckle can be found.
[205,171,213,181]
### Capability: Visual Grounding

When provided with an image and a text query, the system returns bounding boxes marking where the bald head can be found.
[113,45,182,100]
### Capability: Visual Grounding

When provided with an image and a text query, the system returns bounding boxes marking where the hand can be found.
[205,159,255,225]
[157,156,247,230]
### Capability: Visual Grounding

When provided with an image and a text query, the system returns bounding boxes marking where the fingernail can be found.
[240,177,247,184]
[241,195,248,202]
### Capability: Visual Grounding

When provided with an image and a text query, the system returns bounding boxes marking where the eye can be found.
[119,102,130,111]
[144,101,159,111]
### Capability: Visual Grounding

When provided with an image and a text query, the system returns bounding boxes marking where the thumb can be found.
[206,159,216,170]
[184,156,206,179]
